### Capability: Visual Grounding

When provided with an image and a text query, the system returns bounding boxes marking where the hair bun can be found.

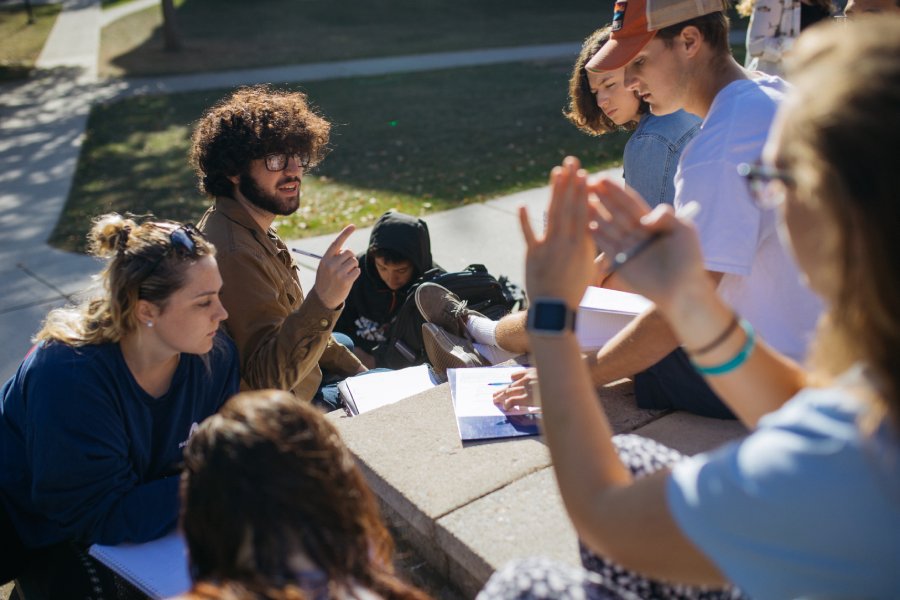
[89,213,138,258]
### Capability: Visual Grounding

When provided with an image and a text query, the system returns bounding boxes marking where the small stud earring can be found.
[146,321,154,328]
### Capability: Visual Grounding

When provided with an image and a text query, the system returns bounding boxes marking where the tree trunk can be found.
[161,0,183,52]
[24,0,35,25]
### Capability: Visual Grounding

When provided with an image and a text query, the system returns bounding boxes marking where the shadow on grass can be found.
[53,60,628,252]
[102,0,603,77]
[0,3,63,82]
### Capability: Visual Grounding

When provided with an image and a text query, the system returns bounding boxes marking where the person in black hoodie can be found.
[335,211,435,368]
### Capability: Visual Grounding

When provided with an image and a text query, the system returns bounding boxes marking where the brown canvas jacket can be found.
[199,196,363,402]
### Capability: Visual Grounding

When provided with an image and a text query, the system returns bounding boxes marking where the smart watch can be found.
[527,298,577,336]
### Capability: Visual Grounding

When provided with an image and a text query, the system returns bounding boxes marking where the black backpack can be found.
[373,264,527,369]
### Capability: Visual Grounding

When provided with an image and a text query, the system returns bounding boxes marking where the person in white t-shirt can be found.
[491,0,821,420]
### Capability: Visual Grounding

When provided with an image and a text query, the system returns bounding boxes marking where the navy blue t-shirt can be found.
[0,332,239,547]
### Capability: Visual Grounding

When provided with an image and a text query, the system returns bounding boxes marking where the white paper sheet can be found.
[339,364,438,415]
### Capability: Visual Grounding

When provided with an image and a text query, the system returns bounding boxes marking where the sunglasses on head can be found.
[145,224,205,276]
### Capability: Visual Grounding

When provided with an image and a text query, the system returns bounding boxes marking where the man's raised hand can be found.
[313,225,360,310]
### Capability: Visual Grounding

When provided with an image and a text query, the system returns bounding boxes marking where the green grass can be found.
[100,0,602,77]
[102,0,141,8]
[52,59,629,252]
[0,3,62,81]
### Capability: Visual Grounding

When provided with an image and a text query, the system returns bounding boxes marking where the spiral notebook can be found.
[89,531,191,599]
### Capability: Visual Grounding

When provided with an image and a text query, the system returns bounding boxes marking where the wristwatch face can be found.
[528,299,574,334]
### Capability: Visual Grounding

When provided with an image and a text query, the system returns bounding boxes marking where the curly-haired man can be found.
[194,86,365,410]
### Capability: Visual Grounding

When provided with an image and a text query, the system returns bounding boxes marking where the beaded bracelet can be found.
[691,318,756,376]
[687,313,740,356]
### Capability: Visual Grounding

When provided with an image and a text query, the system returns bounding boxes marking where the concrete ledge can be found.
[597,378,669,433]
[327,385,552,544]
[436,467,578,598]
[328,376,674,595]
[633,410,749,457]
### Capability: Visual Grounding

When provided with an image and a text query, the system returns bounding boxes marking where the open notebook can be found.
[449,366,541,441]
[89,531,191,599]
[338,364,440,416]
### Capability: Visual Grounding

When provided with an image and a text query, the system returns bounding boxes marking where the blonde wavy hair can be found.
[782,17,900,427]
[36,214,215,346]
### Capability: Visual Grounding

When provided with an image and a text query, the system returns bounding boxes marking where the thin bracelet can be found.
[691,319,756,376]
[686,313,740,356]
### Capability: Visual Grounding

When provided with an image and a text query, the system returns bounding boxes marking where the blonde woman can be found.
[0,215,238,597]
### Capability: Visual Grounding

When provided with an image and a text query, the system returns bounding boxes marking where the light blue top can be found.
[622,110,700,208]
[667,365,900,599]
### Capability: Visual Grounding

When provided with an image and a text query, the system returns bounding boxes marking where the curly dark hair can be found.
[564,26,647,136]
[190,85,331,198]
[180,390,429,600]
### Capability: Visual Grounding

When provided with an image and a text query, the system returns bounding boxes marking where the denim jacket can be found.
[622,110,701,209]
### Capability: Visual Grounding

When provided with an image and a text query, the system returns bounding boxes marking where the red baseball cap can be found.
[587,0,727,72]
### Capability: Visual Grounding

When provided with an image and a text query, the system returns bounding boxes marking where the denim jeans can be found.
[313,334,392,411]
[633,348,736,420]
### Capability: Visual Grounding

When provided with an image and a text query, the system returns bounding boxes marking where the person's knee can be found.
[495,311,529,354]
[332,332,354,352]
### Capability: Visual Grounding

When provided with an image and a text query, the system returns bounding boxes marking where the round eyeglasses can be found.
[737,161,796,211]
[264,152,312,172]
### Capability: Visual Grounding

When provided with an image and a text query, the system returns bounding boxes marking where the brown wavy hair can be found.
[35,213,215,346]
[180,390,430,600]
[782,17,900,427]
[190,85,331,198]
[564,26,647,136]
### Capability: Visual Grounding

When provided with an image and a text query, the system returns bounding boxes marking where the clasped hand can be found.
[522,156,706,316]
[492,157,707,411]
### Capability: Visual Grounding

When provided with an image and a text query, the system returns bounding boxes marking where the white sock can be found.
[466,314,500,346]
[473,342,520,366]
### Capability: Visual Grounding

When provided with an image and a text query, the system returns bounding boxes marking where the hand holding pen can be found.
[587,177,708,310]
[291,247,323,260]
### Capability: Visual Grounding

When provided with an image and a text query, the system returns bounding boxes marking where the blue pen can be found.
[487,381,513,386]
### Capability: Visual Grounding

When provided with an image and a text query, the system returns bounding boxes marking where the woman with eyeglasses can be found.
[0,214,239,597]
[480,16,900,600]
